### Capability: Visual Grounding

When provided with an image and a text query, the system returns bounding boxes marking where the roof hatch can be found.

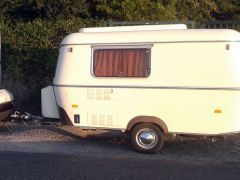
[79,24,187,33]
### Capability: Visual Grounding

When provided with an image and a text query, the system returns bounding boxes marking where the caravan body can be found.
[42,24,240,152]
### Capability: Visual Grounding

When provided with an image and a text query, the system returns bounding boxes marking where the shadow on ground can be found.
[1,121,240,162]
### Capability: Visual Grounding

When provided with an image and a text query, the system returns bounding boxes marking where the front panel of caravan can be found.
[53,42,240,135]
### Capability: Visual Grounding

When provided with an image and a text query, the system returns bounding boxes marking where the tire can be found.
[131,123,164,153]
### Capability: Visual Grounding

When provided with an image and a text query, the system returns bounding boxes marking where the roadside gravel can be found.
[1,120,240,162]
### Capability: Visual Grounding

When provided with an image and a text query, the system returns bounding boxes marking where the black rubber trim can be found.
[59,107,74,126]
[0,101,14,112]
[0,108,14,122]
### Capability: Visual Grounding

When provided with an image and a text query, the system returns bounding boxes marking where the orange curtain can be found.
[93,48,150,77]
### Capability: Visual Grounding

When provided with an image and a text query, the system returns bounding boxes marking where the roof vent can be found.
[79,24,187,33]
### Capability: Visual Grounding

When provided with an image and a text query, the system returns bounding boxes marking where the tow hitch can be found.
[11,111,44,121]
[9,111,60,127]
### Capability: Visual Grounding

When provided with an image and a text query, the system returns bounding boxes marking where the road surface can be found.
[0,150,239,180]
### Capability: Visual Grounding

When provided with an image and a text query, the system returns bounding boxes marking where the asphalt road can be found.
[0,151,239,180]
[1,123,240,179]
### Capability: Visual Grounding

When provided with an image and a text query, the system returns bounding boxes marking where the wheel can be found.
[131,123,164,153]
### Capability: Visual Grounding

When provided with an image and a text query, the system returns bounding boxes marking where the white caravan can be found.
[42,24,240,153]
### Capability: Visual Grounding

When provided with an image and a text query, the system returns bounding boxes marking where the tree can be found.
[175,0,218,21]
[0,0,90,22]
[88,0,176,21]
[213,0,240,20]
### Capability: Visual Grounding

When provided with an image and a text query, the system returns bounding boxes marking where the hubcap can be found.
[136,128,158,149]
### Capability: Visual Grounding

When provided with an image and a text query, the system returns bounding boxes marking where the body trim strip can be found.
[60,40,240,47]
[53,84,240,91]
[168,130,240,136]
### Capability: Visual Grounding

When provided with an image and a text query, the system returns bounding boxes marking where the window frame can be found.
[91,45,152,78]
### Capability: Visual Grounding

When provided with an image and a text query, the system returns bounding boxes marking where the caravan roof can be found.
[61,25,240,46]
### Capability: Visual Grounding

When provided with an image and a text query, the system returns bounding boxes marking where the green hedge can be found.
[1,18,102,102]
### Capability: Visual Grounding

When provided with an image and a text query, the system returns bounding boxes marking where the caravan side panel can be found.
[54,86,240,134]
[52,32,240,135]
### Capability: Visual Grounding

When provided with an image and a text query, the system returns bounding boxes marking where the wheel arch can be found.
[126,116,168,134]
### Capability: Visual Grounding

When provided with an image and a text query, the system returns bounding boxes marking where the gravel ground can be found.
[1,120,240,162]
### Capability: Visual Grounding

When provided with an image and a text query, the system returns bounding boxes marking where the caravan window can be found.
[93,48,151,77]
